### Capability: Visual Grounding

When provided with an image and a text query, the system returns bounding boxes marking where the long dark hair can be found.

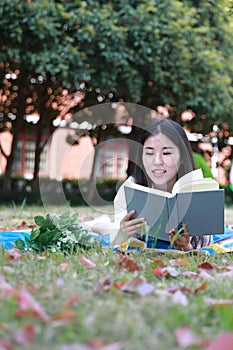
[132,118,195,187]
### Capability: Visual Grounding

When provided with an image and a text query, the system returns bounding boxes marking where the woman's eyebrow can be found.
[143,146,175,150]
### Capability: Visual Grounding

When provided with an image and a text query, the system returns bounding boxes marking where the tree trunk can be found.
[86,126,105,204]
[31,119,46,192]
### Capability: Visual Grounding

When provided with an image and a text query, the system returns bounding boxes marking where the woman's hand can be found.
[169,224,193,251]
[120,210,145,239]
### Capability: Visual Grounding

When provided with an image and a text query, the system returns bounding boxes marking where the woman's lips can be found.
[152,169,166,176]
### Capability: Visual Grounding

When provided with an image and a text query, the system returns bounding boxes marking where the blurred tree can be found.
[0,0,232,190]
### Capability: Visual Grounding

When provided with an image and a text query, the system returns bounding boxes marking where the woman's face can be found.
[142,133,182,192]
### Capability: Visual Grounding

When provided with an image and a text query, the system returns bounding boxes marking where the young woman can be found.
[114,119,213,251]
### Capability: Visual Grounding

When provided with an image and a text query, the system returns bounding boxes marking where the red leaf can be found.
[194,282,208,293]
[52,309,76,321]
[4,249,22,262]
[58,261,71,271]
[80,255,96,268]
[198,262,216,270]
[65,295,80,307]
[96,277,113,292]
[153,268,168,276]
[13,324,36,346]
[205,332,233,350]
[16,287,50,322]
[152,266,179,277]
[118,257,140,272]
[0,339,12,350]
[175,258,189,267]
[0,274,17,297]
[112,282,126,289]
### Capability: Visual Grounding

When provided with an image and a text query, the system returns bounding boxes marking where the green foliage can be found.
[0,0,233,116]
[15,212,96,253]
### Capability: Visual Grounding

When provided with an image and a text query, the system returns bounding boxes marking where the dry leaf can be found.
[58,261,71,271]
[174,325,209,348]
[0,338,12,350]
[118,257,140,272]
[16,286,51,322]
[205,332,233,350]
[80,255,96,268]
[171,290,189,306]
[65,295,80,307]
[121,276,155,296]
[197,262,216,270]
[13,324,36,346]
[53,309,76,321]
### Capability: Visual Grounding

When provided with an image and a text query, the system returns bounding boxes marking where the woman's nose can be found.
[154,153,163,165]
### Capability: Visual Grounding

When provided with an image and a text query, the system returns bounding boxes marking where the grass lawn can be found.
[0,204,233,349]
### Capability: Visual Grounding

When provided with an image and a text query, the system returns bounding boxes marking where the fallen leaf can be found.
[153,267,168,276]
[219,269,233,278]
[52,309,76,321]
[58,261,71,271]
[175,258,189,267]
[0,338,12,350]
[95,276,113,292]
[65,295,80,307]
[16,286,50,322]
[153,266,179,277]
[205,332,233,350]
[197,262,216,270]
[4,248,22,262]
[181,271,199,278]
[80,255,96,268]
[171,290,189,306]
[194,282,208,293]
[198,270,214,280]
[121,276,155,296]
[118,257,140,272]
[13,324,36,346]
[2,266,14,274]
[0,274,17,297]
[174,325,209,348]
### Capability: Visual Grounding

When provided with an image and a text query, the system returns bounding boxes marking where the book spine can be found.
[166,196,179,232]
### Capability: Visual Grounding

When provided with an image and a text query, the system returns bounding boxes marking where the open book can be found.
[124,169,224,241]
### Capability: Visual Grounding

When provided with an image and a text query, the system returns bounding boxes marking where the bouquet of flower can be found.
[15,212,97,253]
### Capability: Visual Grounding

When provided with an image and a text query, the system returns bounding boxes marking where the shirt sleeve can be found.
[114,176,135,223]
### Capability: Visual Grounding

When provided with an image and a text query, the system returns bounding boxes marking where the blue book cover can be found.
[124,184,224,241]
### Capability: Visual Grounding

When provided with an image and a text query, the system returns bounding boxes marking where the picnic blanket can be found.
[1,225,233,254]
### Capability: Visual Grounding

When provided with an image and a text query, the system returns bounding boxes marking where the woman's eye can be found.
[163,152,172,155]
[145,152,154,156]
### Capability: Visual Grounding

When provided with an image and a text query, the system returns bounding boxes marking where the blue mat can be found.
[0,231,30,250]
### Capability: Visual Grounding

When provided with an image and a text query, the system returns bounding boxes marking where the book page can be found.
[125,182,174,198]
[172,169,204,194]
[175,178,219,193]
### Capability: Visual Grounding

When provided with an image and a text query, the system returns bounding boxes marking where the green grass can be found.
[0,205,233,349]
